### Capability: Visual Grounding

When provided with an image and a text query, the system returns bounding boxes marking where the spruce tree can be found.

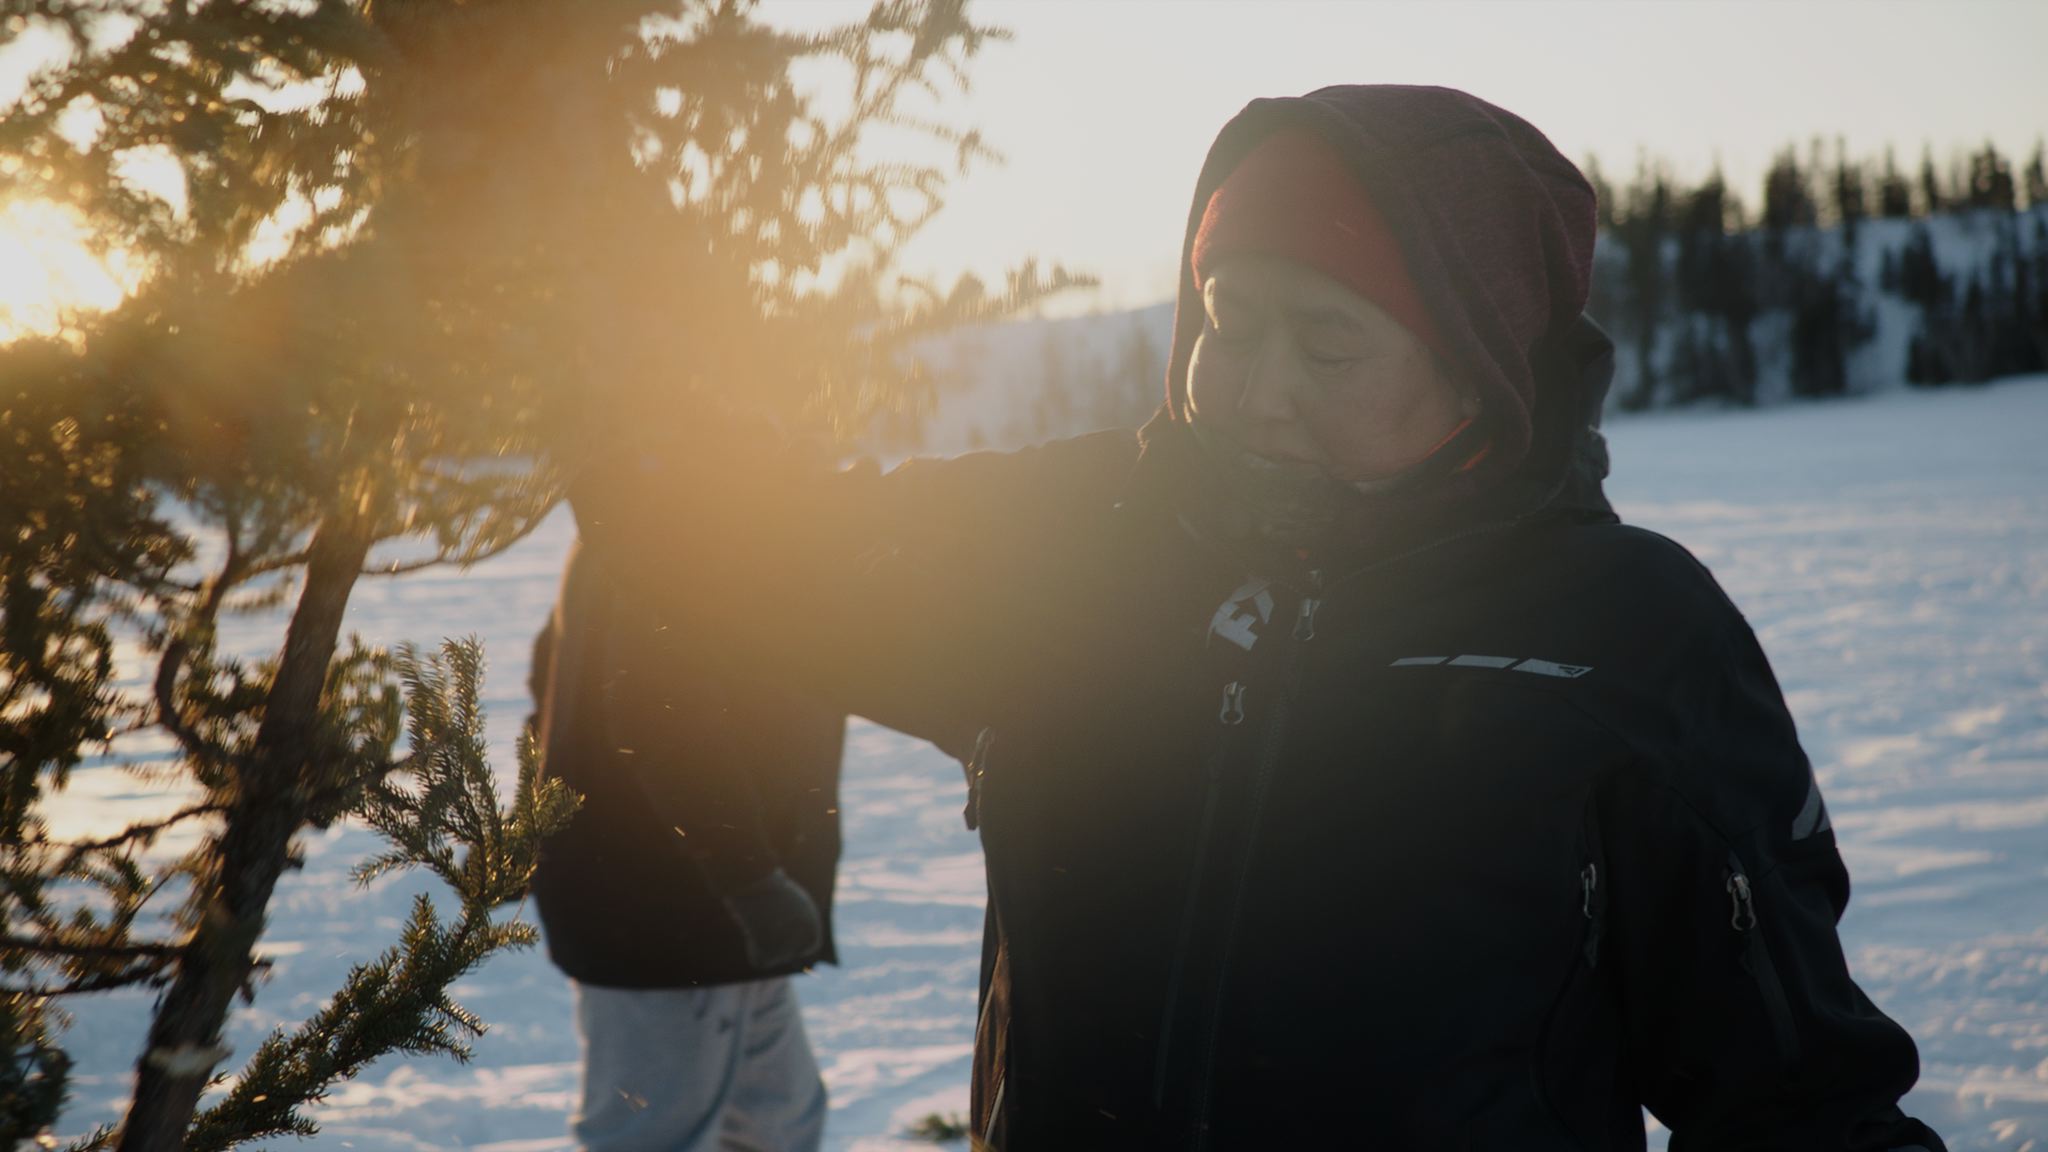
[1579,153,1626,336]
[1583,154,1619,232]
[1957,275,1991,380]
[1787,250,1870,398]
[1896,224,1956,386]
[2024,139,2048,210]
[1719,236,1760,405]
[1761,146,1816,265]
[1996,232,2043,377]
[0,3,1074,1149]
[1831,138,1867,247]
[1918,146,1946,216]
[1877,147,1914,219]
[1673,168,1738,403]
[1613,157,1671,410]
[2031,219,2048,366]
[1968,142,2017,212]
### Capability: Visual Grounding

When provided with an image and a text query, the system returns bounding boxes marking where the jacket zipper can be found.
[1726,852,1801,1064]
[1189,671,1293,1150]
[1142,501,1587,1137]
[1293,590,1320,642]
[1148,528,1501,1140]
[1152,740,1232,1109]
[1186,571,1317,1149]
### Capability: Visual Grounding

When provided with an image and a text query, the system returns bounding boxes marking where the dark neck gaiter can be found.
[1184,418,1353,551]
[1181,417,1494,564]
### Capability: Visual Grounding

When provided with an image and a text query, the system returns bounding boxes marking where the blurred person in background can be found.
[528,539,846,1152]
[563,85,1943,1150]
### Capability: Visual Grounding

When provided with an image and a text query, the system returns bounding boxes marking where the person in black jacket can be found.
[563,85,1944,1151]
[529,540,846,1152]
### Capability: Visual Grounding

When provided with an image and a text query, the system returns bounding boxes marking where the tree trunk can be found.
[117,510,375,1152]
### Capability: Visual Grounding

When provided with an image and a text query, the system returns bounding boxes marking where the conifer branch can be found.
[187,639,576,1152]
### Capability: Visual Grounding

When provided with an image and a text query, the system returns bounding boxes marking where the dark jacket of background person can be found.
[565,86,1944,1150]
[528,539,845,988]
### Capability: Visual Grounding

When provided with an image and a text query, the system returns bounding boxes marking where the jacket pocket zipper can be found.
[1577,799,1606,968]
[1579,859,1603,967]
[1726,851,1802,1065]
[1533,814,1606,1147]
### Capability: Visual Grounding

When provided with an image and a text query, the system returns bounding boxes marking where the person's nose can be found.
[1235,336,1298,425]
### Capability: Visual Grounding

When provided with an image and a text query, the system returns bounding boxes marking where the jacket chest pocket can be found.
[1295,670,1610,835]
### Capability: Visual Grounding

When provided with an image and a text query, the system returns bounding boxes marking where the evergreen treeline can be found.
[1586,138,2048,409]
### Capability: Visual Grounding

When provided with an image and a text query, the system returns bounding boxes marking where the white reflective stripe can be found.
[1513,659,1595,679]
[1390,655,1596,678]
[1448,654,1518,669]
[1791,774,1831,840]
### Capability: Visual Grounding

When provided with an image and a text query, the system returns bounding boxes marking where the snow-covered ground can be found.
[51,374,2048,1150]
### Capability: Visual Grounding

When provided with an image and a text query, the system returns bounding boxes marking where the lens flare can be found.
[0,198,138,344]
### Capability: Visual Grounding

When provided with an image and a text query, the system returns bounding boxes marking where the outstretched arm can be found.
[564,423,1141,753]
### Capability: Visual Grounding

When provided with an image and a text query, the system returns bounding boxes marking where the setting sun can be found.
[0,197,134,343]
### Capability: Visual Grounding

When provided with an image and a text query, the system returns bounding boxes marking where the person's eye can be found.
[1303,347,1362,372]
[1206,317,1254,348]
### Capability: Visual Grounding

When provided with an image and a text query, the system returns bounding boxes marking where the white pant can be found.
[571,978,826,1152]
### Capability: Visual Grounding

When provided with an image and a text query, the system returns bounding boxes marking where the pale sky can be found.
[775,0,2048,314]
[2,1,2043,334]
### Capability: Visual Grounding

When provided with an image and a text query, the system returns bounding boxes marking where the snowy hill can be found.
[892,301,1175,456]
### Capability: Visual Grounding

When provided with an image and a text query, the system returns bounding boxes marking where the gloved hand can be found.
[720,867,824,971]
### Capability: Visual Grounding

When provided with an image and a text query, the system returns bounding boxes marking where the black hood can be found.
[1157,85,1601,497]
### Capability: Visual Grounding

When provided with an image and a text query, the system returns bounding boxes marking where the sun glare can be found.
[0,198,137,344]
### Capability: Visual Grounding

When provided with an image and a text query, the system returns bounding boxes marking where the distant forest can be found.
[1583,137,2048,409]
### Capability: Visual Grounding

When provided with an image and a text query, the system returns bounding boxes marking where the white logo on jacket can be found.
[1209,578,1276,651]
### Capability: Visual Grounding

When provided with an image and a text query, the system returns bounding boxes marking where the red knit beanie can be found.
[1191,128,1447,357]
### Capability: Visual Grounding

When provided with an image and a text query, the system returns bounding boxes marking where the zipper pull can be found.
[1294,569,1324,642]
[1218,681,1246,726]
[1727,869,1758,931]
[1293,596,1320,642]
[1579,860,1604,966]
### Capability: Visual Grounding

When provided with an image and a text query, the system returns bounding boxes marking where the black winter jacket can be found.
[570,318,1941,1149]
[528,540,845,988]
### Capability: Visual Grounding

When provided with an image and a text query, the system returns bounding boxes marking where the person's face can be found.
[1186,257,1470,484]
